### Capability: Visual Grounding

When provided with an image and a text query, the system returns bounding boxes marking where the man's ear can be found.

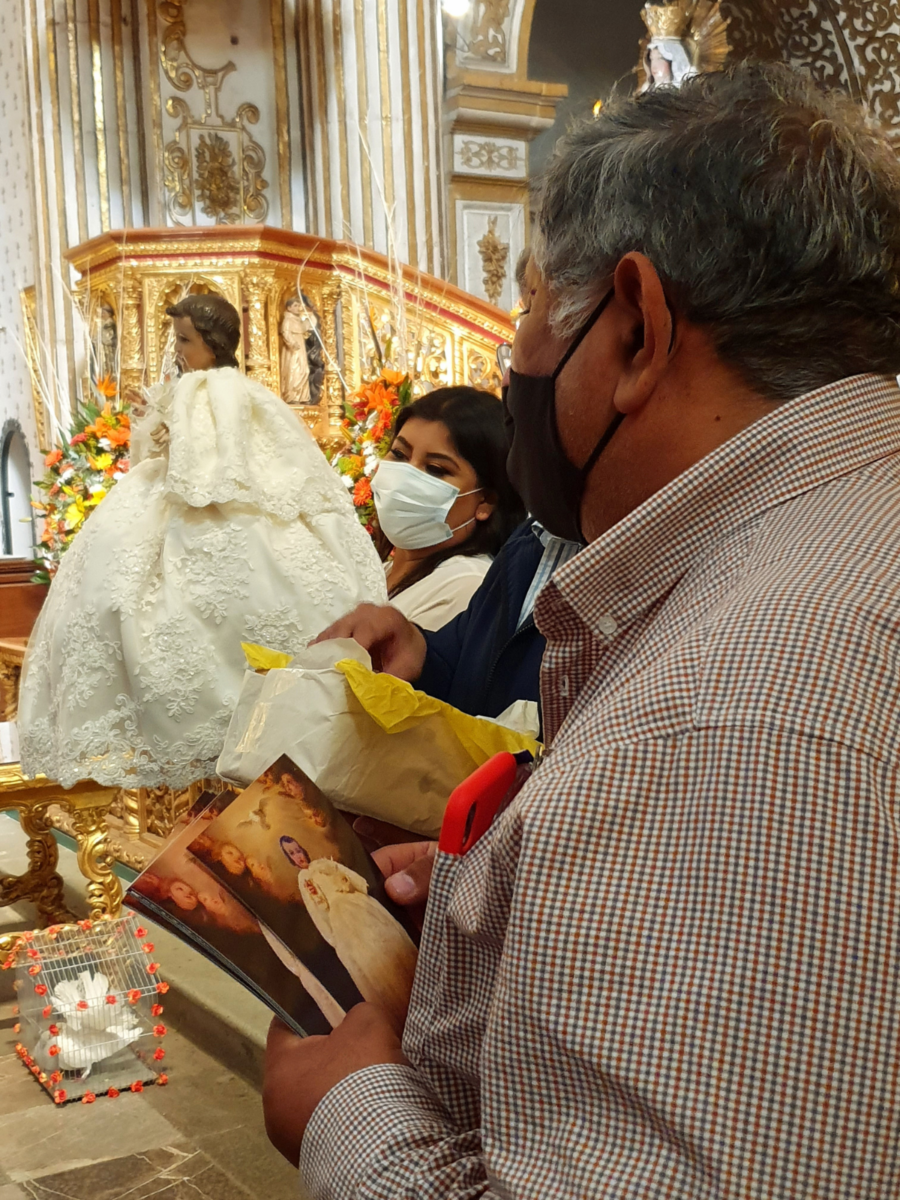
[610,252,673,416]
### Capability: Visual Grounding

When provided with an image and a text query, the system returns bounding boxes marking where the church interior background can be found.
[0,1,899,1193]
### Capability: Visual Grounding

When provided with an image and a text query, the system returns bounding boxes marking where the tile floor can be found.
[0,1001,308,1199]
[0,810,310,1199]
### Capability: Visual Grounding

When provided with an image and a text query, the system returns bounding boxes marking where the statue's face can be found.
[172,315,217,373]
[649,47,673,82]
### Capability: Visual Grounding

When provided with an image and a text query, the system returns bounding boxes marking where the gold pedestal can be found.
[0,765,122,953]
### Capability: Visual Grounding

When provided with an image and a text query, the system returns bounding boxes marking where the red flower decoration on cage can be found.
[155,981,169,994]
[107,1087,120,1099]
[26,948,40,959]
[82,1092,96,1104]
[135,926,147,938]
[30,1065,40,1077]
[23,1055,34,1068]
[106,994,117,1005]
[153,1024,167,1037]
[27,965,41,976]
[48,1045,60,1057]
[127,988,141,1004]
[14,1043,25,1058]
[146,962,159,974]
[151,1004,164,1017]
[130,1080,144,1093]
[42,1005,52,1018]
[23,931,34,942]
[77,919,92,931]
[54,1089,67,1104]
[156,1073,168,1086]
[13,1023,20,1034]
[153,1047,166,1061]
[34,984,47,996]
[76,1000,88,1011]
[50,1071,62,1085]
[47,925,62,938]
[141,942,155,954]
[49,1024,59,1036]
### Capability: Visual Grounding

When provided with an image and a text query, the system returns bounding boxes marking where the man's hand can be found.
[263,1004,408,1167]
[360,826,437,929]
[313,603,427,680]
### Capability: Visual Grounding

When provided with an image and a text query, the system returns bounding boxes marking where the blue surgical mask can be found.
[371,460,479,550]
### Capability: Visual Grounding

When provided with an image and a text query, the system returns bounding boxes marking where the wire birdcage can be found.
[5,913,169,1104]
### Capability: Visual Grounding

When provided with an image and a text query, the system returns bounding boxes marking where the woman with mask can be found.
[371,387,524,631]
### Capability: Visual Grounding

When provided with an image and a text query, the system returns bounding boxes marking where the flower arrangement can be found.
[331,368,412,532]
[31,376,131,582]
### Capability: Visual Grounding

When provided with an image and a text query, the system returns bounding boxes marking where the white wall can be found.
[0,1,43,555]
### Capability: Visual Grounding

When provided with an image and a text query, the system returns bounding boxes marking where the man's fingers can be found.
[383,849,436,907]
[372,840,437,881]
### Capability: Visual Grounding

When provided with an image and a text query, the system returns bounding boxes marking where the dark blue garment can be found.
[416,521,545,722]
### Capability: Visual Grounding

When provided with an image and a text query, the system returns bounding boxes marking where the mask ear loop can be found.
[551,289,614,382]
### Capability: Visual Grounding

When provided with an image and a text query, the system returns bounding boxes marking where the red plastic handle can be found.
[439,752,519,857]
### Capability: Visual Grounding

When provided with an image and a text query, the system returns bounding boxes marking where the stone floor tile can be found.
[17,1147,256,1200]
[0,1185,29,1199]
[1,1093,183,1183]
[193,1125,306,1200]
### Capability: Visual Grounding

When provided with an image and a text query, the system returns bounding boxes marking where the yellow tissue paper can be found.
[335,658,540,764]
[241,642,294,672]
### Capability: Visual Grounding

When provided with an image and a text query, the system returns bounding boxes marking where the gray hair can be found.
[533,63,900,402]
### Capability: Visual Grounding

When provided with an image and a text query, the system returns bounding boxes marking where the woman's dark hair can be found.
[386,386,524,598]
[166,293,241,368]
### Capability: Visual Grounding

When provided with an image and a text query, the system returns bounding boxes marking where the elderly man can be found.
[264,64,900,1197]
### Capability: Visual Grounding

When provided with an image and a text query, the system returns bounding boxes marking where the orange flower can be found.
[130,1080,144,1093]
[82,1092,96,1104]
[95,375,118,398]
[44,448,63,468]
[153,1024,167,1037]
[104,424,130,448]
[155,1073,169,1086]
[34,984,47,996]
[142,942,155,954]
[155,981,169,995]
[107,1087,120,1099]
[353,477,373,508]
[146,962,159,974]
[127,988,141,1004]
[153,1047,166,1061]
[106,994,117,1005]
[49,1024,59,1036]
[48,1045,60,1057]
[381,369,406,386]
[135,927,147,938]
[151,1004,164,1017]
[54,1089,67,1104]
[42,1005,52,1018]
[50,1071,62,1085]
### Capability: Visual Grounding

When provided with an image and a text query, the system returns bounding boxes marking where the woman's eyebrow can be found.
[424,451,459,466]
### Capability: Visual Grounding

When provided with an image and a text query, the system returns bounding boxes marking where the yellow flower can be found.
[64,500,85,529]
[90,453,113,471]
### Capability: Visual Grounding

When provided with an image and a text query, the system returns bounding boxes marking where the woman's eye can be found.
[388,448,406,461]
[426,465,449,478]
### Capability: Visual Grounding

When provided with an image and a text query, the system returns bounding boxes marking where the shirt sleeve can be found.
[300,1064,495,1200]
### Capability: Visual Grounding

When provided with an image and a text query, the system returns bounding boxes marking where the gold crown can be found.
[641,3,694,39]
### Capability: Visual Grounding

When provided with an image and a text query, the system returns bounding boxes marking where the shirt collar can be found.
[537,373,900,642]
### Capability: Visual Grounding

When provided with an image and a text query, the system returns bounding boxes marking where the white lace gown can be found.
[18,367,387,789]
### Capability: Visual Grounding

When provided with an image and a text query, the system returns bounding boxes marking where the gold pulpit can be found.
[65,226,515,449]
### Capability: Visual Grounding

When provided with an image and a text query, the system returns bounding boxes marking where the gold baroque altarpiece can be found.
[63,225,514,448]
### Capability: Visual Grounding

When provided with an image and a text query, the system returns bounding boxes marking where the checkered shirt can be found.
[301,373,900,1199]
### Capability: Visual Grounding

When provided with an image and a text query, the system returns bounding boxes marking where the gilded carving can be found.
[19,287,52,452]
[158,0,270,223]
[459,139,522,173]
[466,0,512,64]
[0,800,71,928]
[477,217,510,307]
[68,803,123,918]
[195,131,241,221]
[718,2,900,145]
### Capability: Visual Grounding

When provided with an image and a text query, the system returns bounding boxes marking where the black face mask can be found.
[505,290,623,544]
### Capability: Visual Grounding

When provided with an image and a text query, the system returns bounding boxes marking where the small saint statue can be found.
[280,295,320,408]
[638,2,730,93]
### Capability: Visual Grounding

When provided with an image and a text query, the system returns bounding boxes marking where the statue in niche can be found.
[638,2,730,92]
[93,302,118,383]
[280,294,324,407]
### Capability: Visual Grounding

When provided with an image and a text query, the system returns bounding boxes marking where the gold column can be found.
[317,277,343,429]
[119,277,144,402]
[243,270,278,391]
